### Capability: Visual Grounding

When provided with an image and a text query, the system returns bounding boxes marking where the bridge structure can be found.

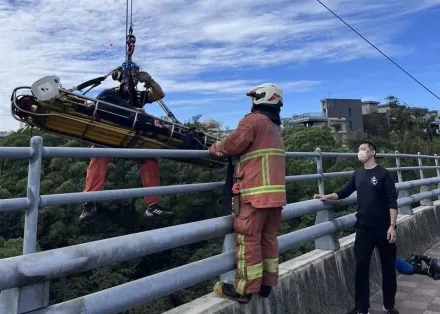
[0,136,440,314]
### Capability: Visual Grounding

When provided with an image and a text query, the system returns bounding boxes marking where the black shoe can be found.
[259,285,271,298]
[382,306,399,314]
[145,204,174,220]
[79,202,98,221]
[213,281,252,304]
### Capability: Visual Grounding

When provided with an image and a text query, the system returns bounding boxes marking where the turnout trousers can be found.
[233,203,283,295]
[84,157,160,205]
[354,226,397,311]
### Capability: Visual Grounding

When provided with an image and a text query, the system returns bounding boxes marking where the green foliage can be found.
[0,104,439,313]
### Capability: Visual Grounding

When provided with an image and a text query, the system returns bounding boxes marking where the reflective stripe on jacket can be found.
[209,112,287,208]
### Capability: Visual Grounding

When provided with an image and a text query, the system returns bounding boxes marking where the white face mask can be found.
[358,151,368,163]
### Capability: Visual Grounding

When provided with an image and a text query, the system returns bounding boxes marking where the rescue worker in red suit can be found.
[209,83,286,303]
[79,64,174,221]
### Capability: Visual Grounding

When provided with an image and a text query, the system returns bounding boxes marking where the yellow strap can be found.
[247,263,263,280]
[237,148,284,172]
[240,148,285,164]
[263,258,279,273]
[240,185,285,197]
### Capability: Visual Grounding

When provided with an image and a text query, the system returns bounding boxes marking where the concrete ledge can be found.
[164,201,440,314]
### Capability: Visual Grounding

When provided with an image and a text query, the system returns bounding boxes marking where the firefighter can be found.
[209,83,286,303]
[79,64,174,221]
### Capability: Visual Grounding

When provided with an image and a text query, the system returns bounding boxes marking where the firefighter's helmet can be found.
[246,83,283,108]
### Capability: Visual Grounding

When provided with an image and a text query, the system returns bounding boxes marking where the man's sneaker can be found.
[79,202,98,221]
[259,285,271,298]
[382,306,399,314]
[213,281,252,304]
[145,204,174,220]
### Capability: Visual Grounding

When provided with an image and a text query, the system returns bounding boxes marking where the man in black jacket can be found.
[314,141,399,314]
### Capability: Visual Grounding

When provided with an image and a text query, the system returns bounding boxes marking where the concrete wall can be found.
[164,201,440,314]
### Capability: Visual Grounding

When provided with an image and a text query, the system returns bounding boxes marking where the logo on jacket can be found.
[371,176,378,185]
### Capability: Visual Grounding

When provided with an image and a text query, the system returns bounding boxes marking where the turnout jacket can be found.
[209,112,286,208]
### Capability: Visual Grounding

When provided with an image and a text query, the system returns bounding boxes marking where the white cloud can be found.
[1,0,439,131]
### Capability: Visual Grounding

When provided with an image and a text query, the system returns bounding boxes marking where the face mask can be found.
[358,151,368,163]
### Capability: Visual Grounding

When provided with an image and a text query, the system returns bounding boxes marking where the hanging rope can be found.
[120,0,182,125]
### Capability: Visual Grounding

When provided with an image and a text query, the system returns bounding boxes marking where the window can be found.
[348,108,352,118]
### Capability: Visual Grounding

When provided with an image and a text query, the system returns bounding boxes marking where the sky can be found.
[1,0,440,131]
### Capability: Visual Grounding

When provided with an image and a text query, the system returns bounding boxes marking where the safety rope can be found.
[121,1,182,126]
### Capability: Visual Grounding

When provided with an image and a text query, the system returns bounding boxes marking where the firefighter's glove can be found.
[139,71,152,84]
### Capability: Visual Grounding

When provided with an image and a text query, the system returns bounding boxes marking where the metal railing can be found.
[290,112,326,120]
[0,136,440,314]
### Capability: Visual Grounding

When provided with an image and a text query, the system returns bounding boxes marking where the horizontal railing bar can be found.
[0,147,33,159]
[418,166,440,170]
[398,188,440,205]
[285,152,319,158]
[397,177,440,190]
[2,184,439,291]
[0,197,30,212]
[321,152,357,157]
[286,174,321,182]
[29,251,237,314]
[39,182,224,207]
[42,147,213,159]
[323,171,354,178]
[0,174,435,212]
[278,213,357,253]
[379,153,439,159]
[0,214,234,291]
[0,145,438,161]
[282,199,349,221]
[399,166,439,171]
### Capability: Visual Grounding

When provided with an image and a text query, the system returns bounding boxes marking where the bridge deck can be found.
[370,241,440,314]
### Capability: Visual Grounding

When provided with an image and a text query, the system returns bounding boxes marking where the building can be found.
[321,98,364,132]
[288,97,440,142]
[289,112,349,142]
[361,101,380,114]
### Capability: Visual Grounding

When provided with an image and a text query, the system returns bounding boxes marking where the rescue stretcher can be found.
[10,75,227,169]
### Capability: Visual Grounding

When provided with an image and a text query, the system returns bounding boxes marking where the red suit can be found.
[84,157,160,205]
[209,111,286,302]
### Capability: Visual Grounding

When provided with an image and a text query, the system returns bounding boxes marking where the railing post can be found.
[435,154,440,201]
[418,152,433,206]
[395,151,413,215]
[220,159,236,285]
[0,136,49,314]
[220,233,236,284]
[314,148,340,251]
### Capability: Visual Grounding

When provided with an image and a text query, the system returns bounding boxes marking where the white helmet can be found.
[246,83,283,108]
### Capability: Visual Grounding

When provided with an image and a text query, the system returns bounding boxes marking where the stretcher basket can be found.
[10,76,227,169]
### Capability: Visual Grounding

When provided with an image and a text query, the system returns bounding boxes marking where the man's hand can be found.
[387,226,397,243]
[208,141,224,159]
[314,193,338,201]
[314,194,330,201]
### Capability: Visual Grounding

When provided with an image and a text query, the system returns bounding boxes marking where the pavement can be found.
[370,242,440,314]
